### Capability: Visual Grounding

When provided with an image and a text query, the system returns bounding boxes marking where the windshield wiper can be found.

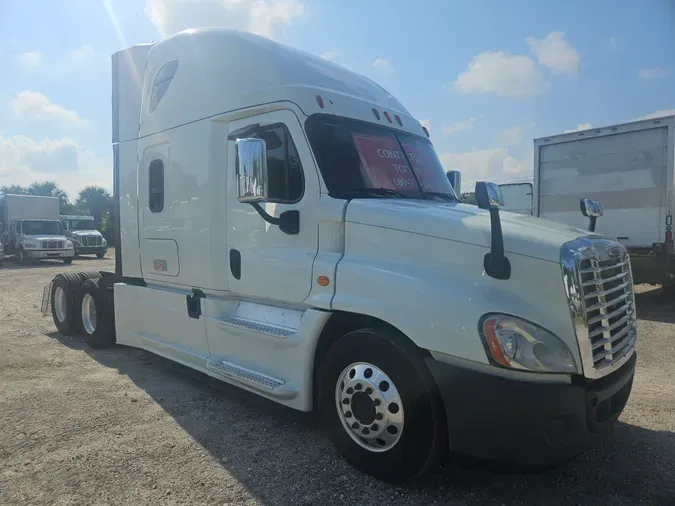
[423,191,459,202]
[334,188,408,199]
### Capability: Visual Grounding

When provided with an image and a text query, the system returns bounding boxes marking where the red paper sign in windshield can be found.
[401,141,452,193]
[352,133,450,193]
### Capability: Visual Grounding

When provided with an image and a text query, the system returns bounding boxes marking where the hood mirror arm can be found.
[580,198,602,233]
[476,182,511,280]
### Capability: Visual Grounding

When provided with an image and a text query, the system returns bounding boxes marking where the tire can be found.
[51,274,81,335]
[96,251,106,259]
[77,271,102,282]
[319,328,447,483]
[63,258,73,265]
[79,278,116,349]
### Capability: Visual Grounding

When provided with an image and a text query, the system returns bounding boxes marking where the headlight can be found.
[66,241,73,248]
[479,314,577,374]
[102,238,107,245]
[23,243,36,249]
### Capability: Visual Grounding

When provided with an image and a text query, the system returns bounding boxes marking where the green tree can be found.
[77,185,113,227]
[0,184,29,195]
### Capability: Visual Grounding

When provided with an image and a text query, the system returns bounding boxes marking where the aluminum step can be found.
[217,317,296,338]
[206,358,298,399]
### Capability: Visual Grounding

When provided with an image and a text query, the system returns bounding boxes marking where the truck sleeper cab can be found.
[45,28,637,483]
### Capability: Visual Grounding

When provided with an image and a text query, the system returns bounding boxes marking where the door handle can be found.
[230,249,241,279]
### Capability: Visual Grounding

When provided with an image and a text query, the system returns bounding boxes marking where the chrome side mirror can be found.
[580,198,602,233]
[475,181,505,210]
[580,198,602,218]
[235,138,269,203]
[446,170,462,195]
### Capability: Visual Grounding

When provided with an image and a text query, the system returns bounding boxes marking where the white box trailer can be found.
[533,116,675,285]
[42,28,637,483]
[499,183,533,215]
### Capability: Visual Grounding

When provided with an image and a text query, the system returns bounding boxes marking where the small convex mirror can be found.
[235,138,269,203]
[475,182,505,210]
[580,198,603,218]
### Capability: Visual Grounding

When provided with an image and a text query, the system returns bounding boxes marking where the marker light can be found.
[372,108,381,120]
[394,114,403,126]
[383,111,392,123]
[316,95,325,109]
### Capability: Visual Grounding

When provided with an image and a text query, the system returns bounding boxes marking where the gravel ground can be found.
[0,252,674,505]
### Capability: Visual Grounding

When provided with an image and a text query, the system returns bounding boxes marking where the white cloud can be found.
[71,45,94,62]
[639,109,675,120]
[455,51,546,97]
[443,118,475,135]
[564,122,593,133]
[638,68,665,80]
[0,134,110,197]
[372,57,394,74]
[320,50,340,61]
[526,31,579,76]
[496,125,524,146]
[16,51,43,70]
[11,91,87,125]
[145,0,305,40]
[440,148,531,190]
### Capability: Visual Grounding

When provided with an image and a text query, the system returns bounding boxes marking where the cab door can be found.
[225,109,320,304]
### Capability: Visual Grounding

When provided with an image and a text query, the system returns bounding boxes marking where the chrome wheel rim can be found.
[335,362,404,453]
[81,293,97,335]
[54,287,67,323]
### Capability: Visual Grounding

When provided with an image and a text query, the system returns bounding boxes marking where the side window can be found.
[149,160,164,212]
[150,60,178,113]
[255,125,304,203]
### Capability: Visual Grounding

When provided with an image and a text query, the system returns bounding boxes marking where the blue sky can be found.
[1,0,673,197]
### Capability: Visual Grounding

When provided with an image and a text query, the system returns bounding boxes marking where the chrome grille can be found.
[579,256,635,369]
[81,235,102,247]
[561,237,637,379]
[42,241,64,249]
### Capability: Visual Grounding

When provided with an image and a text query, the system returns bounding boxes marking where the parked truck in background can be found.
[533,115,675,287]
[0,194,74,265]
[43,28,637,483]
[61,215,108,258]
[499,182,533,215]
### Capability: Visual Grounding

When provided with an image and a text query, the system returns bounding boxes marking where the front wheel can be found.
[319,328,447,483]
[63,258,73,264]
[96,251,106,259]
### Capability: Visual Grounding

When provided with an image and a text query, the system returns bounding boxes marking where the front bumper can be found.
[26,249,75,259]
[75,245,107,254]
[426,351,636,467]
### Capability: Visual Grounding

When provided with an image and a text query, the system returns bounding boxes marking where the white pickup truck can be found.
[0,194,74,264]
[44,28,637,483]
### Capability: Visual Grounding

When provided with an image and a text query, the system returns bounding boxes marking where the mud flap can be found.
[41,282,52,315]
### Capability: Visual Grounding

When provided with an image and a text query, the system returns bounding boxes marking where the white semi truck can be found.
[60,215,108,258]
[533,115,675,287]
[44,28,637,483]
[0,194,74,264]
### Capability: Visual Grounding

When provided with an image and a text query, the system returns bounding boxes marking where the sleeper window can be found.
[149,160,164,212]
[254,125,304,203]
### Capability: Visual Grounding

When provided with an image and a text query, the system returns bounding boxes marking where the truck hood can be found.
[71,230,101,236]
[23,235,68,242]
[345,199,597,263]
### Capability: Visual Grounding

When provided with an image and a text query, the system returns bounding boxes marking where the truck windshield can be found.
[22,220,63,235]
[305,114,457,201]
[68,220,94,230]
